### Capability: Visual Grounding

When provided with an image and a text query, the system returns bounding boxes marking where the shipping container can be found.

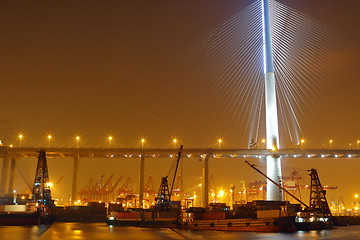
[116,212,138,219]
[202,212,226,220]
[4,205,27,212]
[257,210,280,218]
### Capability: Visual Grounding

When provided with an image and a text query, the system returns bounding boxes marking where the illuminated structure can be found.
[32,150,53,207]
[0,147,358,202]
[262,0,283,201]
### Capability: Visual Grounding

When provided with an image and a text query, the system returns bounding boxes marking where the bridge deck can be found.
[1,147,359,159]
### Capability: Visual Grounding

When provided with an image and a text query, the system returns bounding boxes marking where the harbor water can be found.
[0,223,360,240]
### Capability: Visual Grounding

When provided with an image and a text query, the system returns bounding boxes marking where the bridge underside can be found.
[0,147,358,203]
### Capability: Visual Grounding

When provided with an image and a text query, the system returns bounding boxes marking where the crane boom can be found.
[245,161,309,208]
[169,145,183,202]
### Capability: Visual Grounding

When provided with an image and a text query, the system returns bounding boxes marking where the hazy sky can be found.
[1,0,360,204]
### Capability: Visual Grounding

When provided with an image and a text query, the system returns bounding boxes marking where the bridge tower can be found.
[262,0,283,201]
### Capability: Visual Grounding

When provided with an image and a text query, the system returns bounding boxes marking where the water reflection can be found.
[0,223,360,240]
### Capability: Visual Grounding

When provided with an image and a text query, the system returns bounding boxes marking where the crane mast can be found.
[155,145,183,210]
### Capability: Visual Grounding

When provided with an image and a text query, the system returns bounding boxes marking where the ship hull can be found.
[0,212,41,226]
[107,217,296,232]
[294,221,332,231]
[180,217,296,232]
[106,219,179,228]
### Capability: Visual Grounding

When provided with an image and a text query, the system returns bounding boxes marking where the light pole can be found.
[141,138,145,149]
[173,138,177,148]
[76,136,80,148]
[261,139,266,149]
[329,139,333,149]
[300,139,305,150]
[218,139,222,149]
[108,136,113,148]
[357,140,360,149]
[18,134,23,148]
[355,194,359,211]
[48,135,52,148]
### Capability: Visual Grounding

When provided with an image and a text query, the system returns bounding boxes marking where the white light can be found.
[335,155,338,158]
[348,154,352,158]
[321,155,325,158]
[261,0,266,73]
[307,155,311,158]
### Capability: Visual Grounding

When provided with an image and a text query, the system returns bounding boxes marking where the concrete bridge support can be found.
[72,154,80,204]
[263,0,283,201]
[7,158,16,195]
[139,154,145,208]
[0,152,9,196]
[202,154,211,208]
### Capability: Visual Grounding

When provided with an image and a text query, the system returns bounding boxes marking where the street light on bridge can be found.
[357,140,360,149]
[329,139,333,149]
[108,136,113,148]
[76,136,80,148]
[217,139,222,149]
[141,138,145,148]
[48,135,52,148]
[300,139,305,150]
[18,134,23,148]
[172,138,177,148]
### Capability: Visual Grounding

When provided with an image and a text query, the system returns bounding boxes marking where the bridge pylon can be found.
[262,0,283,201]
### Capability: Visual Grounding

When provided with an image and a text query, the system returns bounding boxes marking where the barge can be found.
[107,148,333,232]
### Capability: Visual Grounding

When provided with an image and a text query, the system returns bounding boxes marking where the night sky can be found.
[1,1,360,204]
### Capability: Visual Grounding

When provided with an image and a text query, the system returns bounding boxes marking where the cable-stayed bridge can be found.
[0,0,345,207]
